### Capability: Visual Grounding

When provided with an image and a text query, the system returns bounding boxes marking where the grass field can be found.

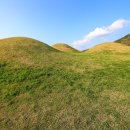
[0,37,130,130]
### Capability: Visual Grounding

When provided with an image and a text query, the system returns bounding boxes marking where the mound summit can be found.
[0,37,57,52]
[0,37,59,65]
[52,43,79,52]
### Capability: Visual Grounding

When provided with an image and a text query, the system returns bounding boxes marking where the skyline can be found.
[0,0,130,50]
[73,19,130,49]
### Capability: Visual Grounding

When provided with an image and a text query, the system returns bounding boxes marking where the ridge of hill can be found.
[115,34,130,45]
[0,37,57,52]
[85,42,130,53]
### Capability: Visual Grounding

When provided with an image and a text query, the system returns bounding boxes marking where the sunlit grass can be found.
[1,37,130,129]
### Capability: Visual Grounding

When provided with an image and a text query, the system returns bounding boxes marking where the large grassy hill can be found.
[1,36,130,130]
[0,37,59,66]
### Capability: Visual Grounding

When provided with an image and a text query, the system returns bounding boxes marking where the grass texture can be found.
[0,37,130,130]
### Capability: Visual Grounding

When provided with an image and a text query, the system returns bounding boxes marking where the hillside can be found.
[0,37,57,53]
[0,37,59,66]
[1,36,130,129]
[86,42,130,53]
[52,43,79,52]
[115,34,130,45]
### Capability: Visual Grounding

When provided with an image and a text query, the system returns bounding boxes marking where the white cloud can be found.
[72,19,130,49]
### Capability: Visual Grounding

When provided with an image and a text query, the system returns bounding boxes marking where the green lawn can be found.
[0,38,130,130]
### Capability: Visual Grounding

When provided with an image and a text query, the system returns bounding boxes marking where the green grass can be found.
[1,37,130,129]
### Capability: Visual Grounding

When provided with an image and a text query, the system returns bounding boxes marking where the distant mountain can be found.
[115,34,130,45]
[52,43,80,52]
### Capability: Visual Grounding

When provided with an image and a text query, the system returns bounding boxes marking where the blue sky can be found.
[0,0,130,50]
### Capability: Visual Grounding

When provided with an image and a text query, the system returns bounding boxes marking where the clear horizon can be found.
[0,0,130,50]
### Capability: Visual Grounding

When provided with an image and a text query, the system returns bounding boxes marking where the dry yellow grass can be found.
[0,37,58,66]
[87,42,130,53]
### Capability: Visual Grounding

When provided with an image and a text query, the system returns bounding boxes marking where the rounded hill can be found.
[115,34,130,45]
[0,37,57,52]
[0,37,58,65]
[52,43,79,53]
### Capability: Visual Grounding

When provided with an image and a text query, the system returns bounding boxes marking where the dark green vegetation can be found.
[52,43,79,52]
[115,34,130,45]
[1,37,130,130]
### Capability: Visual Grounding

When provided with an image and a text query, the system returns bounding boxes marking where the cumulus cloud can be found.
[72,19,130,49]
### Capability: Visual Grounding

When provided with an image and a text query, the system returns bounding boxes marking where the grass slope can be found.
[86,42,130,53]
[52,43,79,53]
[115,34,130,45]
[1,38,130,129]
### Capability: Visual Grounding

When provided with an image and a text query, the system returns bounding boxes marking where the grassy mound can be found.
[86,42,130,53]
[0,37,58,66]
[0,37,56,52]
[52,43,79,53]
[115,34,130,45]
